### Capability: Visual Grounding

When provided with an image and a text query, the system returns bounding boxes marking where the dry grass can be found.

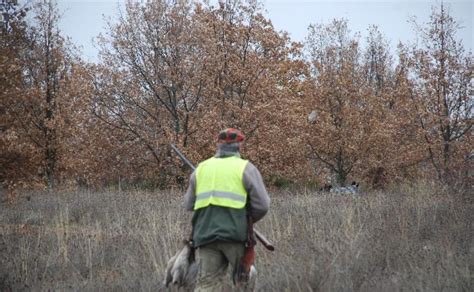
[0,183,472,291]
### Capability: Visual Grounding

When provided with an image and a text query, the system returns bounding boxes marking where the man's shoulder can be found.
[243,161,262,176]
[197,156,216,167]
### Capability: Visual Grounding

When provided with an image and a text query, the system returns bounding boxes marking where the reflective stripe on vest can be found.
[195,156,248,210]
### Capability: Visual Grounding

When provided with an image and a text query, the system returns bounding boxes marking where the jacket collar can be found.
[215,142,241,158]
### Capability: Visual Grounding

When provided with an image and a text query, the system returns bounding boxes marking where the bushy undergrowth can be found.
[0,183,471,291]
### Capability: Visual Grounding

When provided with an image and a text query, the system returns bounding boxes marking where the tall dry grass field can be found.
[0,183,472,291]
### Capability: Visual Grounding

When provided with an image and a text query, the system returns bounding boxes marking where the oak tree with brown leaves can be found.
[407,4,472,182]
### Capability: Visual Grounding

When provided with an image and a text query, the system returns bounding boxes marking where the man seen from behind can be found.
[184,128,271,291]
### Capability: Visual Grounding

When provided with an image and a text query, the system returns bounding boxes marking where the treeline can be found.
[1,0,472,191]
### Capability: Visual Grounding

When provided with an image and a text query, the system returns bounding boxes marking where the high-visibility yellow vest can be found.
[195,156,249,210]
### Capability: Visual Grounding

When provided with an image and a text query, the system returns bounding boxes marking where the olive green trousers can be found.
[194,241,245,292]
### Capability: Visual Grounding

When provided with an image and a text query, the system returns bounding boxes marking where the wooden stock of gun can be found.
[170,144,275,252]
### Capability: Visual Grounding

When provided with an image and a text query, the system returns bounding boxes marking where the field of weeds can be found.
[0,183,472,291]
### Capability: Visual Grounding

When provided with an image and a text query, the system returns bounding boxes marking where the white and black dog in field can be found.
[321,181,360,195]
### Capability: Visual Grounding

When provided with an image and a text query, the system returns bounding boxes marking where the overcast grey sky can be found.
[53,0,473,62]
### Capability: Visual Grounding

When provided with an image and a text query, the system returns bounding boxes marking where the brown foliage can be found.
[1,1,471,190]
[406,5,473,183]
[304,20,401,186]
[91,0,310,185]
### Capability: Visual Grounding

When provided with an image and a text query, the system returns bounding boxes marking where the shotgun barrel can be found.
[170,144,275,252]
[254,229,275,251]
[171,144,196,171]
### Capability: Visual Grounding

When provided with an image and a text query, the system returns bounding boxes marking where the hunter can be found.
[184,128,271,291]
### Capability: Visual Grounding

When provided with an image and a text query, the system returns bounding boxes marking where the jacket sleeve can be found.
[243,162,270,223]
[183,171,196,211]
